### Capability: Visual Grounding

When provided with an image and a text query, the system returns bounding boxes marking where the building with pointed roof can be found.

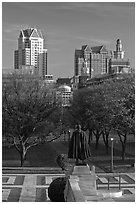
[74,44,109,89]
[14,28,47,78]
[73,39,131,89]
[74,44,109,79]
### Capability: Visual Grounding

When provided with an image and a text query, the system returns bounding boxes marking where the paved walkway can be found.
[2,173,135,202]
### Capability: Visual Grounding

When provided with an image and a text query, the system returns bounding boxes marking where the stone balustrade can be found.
[64,165,122,202]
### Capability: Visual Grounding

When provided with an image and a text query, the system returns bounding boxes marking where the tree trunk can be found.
[121,141,126,161]
[20,147,27,167]
[122,145,126,161]
[20,154,24,167]
[93,130,102,150]
[88,129,93,145]
[105,138,109,155]
[117,131,127,161]
[93,130,101,150]
[95,136,100,150]
[102,130,110,155]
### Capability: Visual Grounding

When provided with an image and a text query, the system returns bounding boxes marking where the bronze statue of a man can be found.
[68,124,91,165]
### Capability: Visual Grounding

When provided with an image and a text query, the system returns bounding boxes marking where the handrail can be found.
[107,175,121,190]
[96,174,122,190]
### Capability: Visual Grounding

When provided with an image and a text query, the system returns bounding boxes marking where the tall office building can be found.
[14,28,47,78]
[73,45,109,89]
[74,45,109,78]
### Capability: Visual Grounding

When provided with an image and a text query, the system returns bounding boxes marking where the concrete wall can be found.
[64,165,122,202]
[64,165,97,202]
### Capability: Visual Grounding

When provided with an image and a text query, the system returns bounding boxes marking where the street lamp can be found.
[110,138,114,172]
[68,130,71,149]
[68,130,71,142]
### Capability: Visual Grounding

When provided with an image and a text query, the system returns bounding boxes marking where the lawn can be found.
[2,141,69,167]
[2,139,135,173]
[88,141,135,173]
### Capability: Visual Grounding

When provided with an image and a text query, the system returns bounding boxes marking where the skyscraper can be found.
[14,28,47,78]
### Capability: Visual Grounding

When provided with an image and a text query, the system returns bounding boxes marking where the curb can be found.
[2,167,64,174]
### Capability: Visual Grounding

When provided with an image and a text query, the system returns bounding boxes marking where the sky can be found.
[2,1,135,80]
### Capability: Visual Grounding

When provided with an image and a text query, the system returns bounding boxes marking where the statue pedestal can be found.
[64,164,123,202]
[72,165,91,175]
[64,165,97,202]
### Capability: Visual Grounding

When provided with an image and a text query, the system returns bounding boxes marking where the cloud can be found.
[47,47,61,52]
[70,2,134,12]
[49,63,66,67]
[46,30,111,46]
[2,37,16,43]
[44,2,134,17]
[71,35,112,45]
[3,23,29,33]
[2,23,32,42]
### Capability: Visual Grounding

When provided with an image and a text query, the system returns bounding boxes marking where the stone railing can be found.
[64,165,122,202]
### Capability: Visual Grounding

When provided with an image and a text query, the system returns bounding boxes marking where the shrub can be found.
[48,177,67,202]
[56,154,68,171]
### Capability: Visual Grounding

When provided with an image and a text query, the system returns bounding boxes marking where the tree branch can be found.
[117,131,123,145]
[45,135,62,143]
[26,142,39,151]
[11,136,21,153]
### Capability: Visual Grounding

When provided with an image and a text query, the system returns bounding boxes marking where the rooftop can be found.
[19,28,43,39]
[58,85,71,92]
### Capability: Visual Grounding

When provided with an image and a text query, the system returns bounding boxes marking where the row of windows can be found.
[31,46,42,49]
[31,40,42,43]
[76,55,107,59]
[77,58,107,64]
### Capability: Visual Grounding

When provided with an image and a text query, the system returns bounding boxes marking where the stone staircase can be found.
[65,165,123,202]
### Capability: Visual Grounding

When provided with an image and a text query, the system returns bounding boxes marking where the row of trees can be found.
[2,76,62,166]
[2,73,135,166]
[68,74,135,160]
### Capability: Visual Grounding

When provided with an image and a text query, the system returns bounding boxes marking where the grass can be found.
[2,140,135,173]
[88,141,135,173]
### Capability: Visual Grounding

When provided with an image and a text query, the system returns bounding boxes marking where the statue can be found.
[68,124,91,165]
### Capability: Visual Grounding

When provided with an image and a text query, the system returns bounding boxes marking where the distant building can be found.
[73,39,131,89]
[38,51,48,78]
[14,28,47,78]
[56,85,73,107]
[2,71,40,86]
[86,73,123,87]
[15,65,36,75]
[72,75,88,90]
[56,77,72,86]
[74,44,109,89]
[74,45,109,78]
[43,75,55,86]
[109,39,131,74]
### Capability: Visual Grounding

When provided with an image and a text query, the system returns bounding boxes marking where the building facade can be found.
[74,45,109,78]
[56,85,73,107]
[14,28,47,78]
[56,77,72,86]
[74,45,109,89]
[73,39,131,89]
[109,39,131,74]
[43,75,55,86]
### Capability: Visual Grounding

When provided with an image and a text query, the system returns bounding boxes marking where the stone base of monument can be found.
[85,189,123,202]
[97,189,123,198]
[64,164,123,202]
